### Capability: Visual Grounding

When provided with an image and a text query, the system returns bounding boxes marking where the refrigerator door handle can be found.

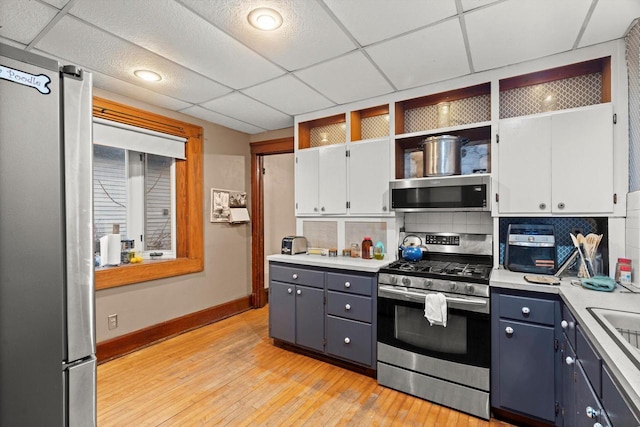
[63,69,96,362]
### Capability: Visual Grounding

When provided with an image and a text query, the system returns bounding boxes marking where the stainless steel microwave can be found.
[390,174,491,212]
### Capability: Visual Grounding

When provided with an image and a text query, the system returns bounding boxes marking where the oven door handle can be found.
[378,285,487,307]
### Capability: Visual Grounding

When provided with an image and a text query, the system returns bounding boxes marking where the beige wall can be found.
[94,88,254,342]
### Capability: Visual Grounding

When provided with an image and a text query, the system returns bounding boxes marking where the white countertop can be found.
[267,253,392,272]
[491,268,640,417]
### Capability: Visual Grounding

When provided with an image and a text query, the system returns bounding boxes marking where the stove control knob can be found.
[389,275,398,285]
[449,281,458,291]
[465,284,475,294]
[425,279,433,288]
[402,277,411,286]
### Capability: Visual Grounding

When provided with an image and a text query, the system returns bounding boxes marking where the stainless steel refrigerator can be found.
[0,43,96,426]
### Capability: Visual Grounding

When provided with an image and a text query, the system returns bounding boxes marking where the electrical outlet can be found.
[108,314,118,330]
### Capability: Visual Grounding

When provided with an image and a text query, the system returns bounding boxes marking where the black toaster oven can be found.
[505,224,556,274]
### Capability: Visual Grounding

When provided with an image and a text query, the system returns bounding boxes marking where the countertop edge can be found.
[266,254,392,272]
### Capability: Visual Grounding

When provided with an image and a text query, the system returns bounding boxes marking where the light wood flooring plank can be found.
[98,306,514,426]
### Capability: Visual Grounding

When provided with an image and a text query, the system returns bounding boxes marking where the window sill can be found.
[95,257,204,290]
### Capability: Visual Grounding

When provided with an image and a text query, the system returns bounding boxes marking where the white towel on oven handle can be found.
[424,293,447,327]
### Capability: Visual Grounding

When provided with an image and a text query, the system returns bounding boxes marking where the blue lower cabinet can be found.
[326,316,372,366]
[269,281,296,343]
[294,285,325,352]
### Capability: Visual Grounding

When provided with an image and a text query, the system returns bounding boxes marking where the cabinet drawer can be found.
[326,316,372,366]
[498,294,556,325]
[327,291,372,323]
[561,304,577,350]
[270,264,324,288]
[577,324,602,398]
[602,364,640,427]
[327,272,373,296]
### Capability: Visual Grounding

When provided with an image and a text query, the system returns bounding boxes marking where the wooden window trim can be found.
[93,97,204,290]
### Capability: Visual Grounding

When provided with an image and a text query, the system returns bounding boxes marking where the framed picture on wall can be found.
[210,188,248,223]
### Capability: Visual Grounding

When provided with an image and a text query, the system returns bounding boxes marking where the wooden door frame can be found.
[250,137,294,308]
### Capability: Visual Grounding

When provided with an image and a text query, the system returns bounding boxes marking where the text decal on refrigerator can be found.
[0,64,51,94]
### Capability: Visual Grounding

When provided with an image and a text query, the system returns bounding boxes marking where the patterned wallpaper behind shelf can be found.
[499,73,602,119]
[628,20,640,192]
[361,115,389,140]
[404,94,491,133]
[310,123,346,147]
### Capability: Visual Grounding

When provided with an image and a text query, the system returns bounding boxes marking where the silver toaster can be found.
[281,236,308,255]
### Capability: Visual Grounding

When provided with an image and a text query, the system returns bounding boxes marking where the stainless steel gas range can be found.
[377,232,493,420]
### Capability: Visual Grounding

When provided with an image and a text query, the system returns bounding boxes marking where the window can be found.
[93,97,203,290]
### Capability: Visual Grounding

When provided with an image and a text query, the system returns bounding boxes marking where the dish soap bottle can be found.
[361,237,373,259]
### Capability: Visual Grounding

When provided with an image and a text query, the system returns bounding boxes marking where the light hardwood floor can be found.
[98,306,515,426]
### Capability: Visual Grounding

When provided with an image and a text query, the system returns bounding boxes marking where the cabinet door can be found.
[269,281,295,343]
[498,115,552,213]
[551,104,614,214]
[295,285,325,352]
[562,340,577,427]
[318,145,347,214]
[497,319,556,422]
[295,149,319,214]
[576,362,610,427]
[348,140,390,214]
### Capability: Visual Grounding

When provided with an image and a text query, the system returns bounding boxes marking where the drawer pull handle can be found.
[505,326,514,336]
[344,337,350,344]
[345,304,351,310]
[565,356,575,365]
[344,281,351,288]
[561,320,568,329]
[296,289,301,295]
[585,406,600,419]
[522,307,530,315]
[292,274,298,280]
[287,288,292,294]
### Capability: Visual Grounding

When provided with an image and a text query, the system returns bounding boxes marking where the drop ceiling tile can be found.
[0,0,59,45]
[465,0,592,72]
[295,51,393,104]
[89,70,192,111]
[0,36,26,49]
[460,0,502,12]
[366,19,470,90]
[579,0,640,48]
[33,15,231,104]
[177,0,356,71]
[242,75,335,115]
[180,105,266,134]
[201,92,293,131]
[323,0,457,46]
[40,0,71,9]
[68,0,284,89]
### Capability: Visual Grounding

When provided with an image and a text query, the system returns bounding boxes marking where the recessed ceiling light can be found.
[134,69,162,82]
[248,7,283,31]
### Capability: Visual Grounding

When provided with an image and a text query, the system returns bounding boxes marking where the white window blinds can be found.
[93,117,187,159]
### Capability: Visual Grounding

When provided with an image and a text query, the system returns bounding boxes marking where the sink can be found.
[589,308,640,370]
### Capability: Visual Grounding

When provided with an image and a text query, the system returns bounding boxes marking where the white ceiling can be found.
[2,0,639,134]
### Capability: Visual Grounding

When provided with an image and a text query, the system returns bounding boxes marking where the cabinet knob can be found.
[558,202,565,209]
[561,320,568,329]
[287,288,292,294]
[296,289,301,295]
[292,273,298,280]
[382,206,387,211]
[344,281,351,288]
[344,337,350,344]
[345,304,351,310]
[314,207,318,212]
[539,203,546,210]
[321,206,325,212]
[586,406,600,419]
[593,423,603,427]
[505,326,514,336]
[522,307,530,315]
[565,356,575,365]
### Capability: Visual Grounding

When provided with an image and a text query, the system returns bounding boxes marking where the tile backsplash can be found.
[403,212,493,234]
[302,221,338,249]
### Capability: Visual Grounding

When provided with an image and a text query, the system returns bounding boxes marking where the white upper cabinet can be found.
[348,139,390,214]
[295,145,347,215]
[497,103,614,215]
[295,149,320,215]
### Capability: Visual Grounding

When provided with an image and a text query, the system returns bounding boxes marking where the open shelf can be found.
[350,104,389,142]
[298,113,346,149]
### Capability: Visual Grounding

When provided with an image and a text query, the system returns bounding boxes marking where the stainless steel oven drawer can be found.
[498,294,555,326]
[327,272,373,296]
[270,264,324,288]
[327,316,372,366]
[327,291,372,323]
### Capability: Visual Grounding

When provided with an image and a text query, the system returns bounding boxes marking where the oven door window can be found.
[379,296,490,368]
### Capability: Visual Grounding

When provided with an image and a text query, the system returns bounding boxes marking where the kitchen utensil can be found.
[570,233,591,278]
[419,135,467,177]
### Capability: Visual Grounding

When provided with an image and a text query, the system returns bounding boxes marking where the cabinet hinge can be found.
[613,113,617,124]
[346,150,350,157]
[295,156,298,164]
[323,296,326,305]
[495,193,499,203]
[614,193,618,204]
[573,371,577,383]
[295,202,298,209]
[555,402,560,416]
[554,339,559,352]
[496,134,499,143]
[323,338,327,347]
[346,201,350,209]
